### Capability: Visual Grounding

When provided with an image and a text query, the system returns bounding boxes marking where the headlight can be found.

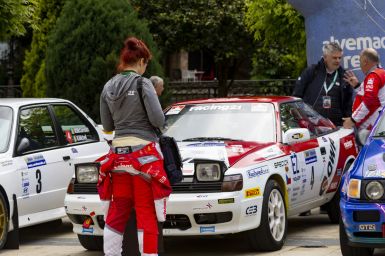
[347,179,361,199]
[221,174,243,192]
[76,163,99,183]
[195,163,221,182]
[365,181,384,200]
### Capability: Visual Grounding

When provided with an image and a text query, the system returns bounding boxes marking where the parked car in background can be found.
[340,107,385,256]
[65,96,358,251]
[0,98,109,249]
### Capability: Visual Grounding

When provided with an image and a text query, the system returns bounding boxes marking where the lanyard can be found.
[323,70,338,95]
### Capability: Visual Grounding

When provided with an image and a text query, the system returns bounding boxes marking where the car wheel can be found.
[326,161,353,224]
[247,180,287,251]
[77,234,103,251]
[339,218,373,256]
[0,192,9,250]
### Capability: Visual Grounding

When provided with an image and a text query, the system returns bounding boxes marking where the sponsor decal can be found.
[200,226,216,233]
[327,138,337,177]
[218,198,234,204]
[166,105,185,115]
[189,105,242,112]
[344,140,353,150]
[25,154,46,169]
[293,176,301,181]
[258,145,285,159]
[304,149,317,165]
[322,137,327,142]
[251,104,269,112]
[186,142,225,147]
[292,133,304,140]
[196,195,208,198]
[71,147,78,153]
[245,187,260,198]
[0,160,13,167]
[245,205,258,216]
[319,176,328,196]
[82,227,94,234]
[290,153,299,175]
[310,166,314,190]
[247,165,269,178]
[193,203,214,211]
[286,174,292,185]
[293,187,301,192]
[329,181,338,190]
[22,177,30,198]
[72,127,89,133]
[366,78,374,91]
[127,90,135,96]
[274,160,289,171]
[359,224,376,231]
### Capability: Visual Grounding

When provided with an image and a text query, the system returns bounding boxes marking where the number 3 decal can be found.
[36,169,42,193]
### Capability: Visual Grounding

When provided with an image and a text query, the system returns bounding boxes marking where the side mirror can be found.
[17,137,30,154]
[282,128,310,144]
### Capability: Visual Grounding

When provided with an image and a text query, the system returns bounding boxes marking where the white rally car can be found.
[64,96,358,251]
[0,98,109,249]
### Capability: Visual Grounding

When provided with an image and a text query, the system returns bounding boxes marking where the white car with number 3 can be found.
[64,96,358,252]
[0,98,109,250]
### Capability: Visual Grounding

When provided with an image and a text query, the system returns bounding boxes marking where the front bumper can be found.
[65,191,264,237]
[163,191,263,236]
[64,194,104,236]
[340,197,385,247]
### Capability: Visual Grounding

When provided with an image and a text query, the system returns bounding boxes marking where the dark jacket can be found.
[292,58,353,118]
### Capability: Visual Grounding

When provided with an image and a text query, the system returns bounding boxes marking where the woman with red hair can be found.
[99,36,171,256]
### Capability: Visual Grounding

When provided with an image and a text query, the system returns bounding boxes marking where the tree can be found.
[21,0,64,97]
[245,0,306,78]
[45,0,162,121]
[0,0,39,40]
[132,0,254,96]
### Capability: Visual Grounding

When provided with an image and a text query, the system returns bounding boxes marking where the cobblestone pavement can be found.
[1,209,385,256]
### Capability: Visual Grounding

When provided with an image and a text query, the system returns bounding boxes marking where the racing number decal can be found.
[290,153,299,175]
[36,169,42,193]
[310,166,314,190]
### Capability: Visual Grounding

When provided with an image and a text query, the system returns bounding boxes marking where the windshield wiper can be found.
[182,137,243,142]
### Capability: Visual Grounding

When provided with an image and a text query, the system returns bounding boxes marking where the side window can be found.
[52,105,98,144]
[18,107,58,152]
[280,101,336,138]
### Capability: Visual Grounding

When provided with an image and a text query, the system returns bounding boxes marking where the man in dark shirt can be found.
[293,42,353,126]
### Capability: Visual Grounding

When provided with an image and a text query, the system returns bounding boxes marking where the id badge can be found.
[323,96,331,109]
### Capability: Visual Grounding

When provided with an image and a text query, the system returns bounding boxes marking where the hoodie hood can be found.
[177,140,277,175]
[104,73,139,110]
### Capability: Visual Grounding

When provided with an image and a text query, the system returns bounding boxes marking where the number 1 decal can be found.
[36,169,42,193]
[310,166,314,190]
[291,153,299,175]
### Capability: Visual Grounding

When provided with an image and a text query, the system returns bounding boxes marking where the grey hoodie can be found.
[100,72,165,141]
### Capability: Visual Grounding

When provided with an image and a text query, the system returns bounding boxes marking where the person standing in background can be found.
[150,76,164,96]
[293,42,353,126]
[343,48,385,144]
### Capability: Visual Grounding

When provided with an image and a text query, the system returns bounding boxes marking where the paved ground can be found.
[2,209,385,256]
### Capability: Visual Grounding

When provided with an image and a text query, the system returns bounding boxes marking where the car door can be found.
[280,101,332,206]
[15,105,72,218]
[50,104,108,177]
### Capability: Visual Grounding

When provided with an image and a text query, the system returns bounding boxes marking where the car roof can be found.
[174,96,300,105]
[0,98,70,108]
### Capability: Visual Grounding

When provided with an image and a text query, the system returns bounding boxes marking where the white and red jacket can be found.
[352,67,385,130]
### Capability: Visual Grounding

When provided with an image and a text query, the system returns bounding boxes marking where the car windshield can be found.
[0,106,13,153]
[163,102,276,143]
[373,112,385,137]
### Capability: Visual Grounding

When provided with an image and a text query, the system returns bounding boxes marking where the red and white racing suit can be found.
[352,67,385,131]
[97,142,172,256]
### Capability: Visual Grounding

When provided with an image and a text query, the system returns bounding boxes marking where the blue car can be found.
[340,109,385,256]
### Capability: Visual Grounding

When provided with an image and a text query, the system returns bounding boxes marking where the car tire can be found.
[0,192,9,250]
[326,161,353,224]
[247,179,287,251]
[339,217,373,256]
[77,234,103,251]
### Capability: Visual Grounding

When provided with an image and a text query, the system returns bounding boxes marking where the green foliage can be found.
[132,0,254,96]
[245,0,306,78]
[46,0,162,121]
[21,0,64,97]
[0,0,39,40]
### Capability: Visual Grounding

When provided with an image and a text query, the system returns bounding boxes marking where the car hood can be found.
[177,141,275,175]
[359,138,385,178]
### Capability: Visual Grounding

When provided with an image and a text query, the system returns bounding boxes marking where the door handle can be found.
[63,155,71,161]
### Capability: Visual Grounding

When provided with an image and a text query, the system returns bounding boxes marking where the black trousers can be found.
[122,209,164,256]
